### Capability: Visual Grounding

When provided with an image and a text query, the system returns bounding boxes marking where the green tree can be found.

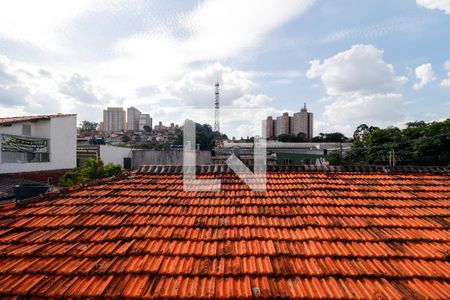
[327,150,342,165]
[121,135,131,143]
[347,119,450,166]
[353,124,369,140]
[79,120,98,132]
[324,132,348,142]
[277,133,307,142]
[59,158,123,187]
[196,123,218,150]
[173,123,225,150]
[311,132,348,142]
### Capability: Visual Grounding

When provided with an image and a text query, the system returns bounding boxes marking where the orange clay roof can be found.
[0,170,449,298]
[0,113,76,125]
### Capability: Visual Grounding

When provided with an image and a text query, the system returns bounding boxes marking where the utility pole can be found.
[389,150,392,167]
[389,149,396,167]
[392,149,396,166]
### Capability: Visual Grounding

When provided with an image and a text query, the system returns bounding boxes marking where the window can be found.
[282,158,293,165]
[1,134,50,163]
[22,125,31,136]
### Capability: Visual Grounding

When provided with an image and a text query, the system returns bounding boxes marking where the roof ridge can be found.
[137,164,450,174]
[13,171,131,208]
[0,113,76,125]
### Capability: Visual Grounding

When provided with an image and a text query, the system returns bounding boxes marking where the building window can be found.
[1,134,50,163]
[22,124,31,136]
[282,158,293,165]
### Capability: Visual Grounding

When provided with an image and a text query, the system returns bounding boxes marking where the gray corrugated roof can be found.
[137,164,450,174]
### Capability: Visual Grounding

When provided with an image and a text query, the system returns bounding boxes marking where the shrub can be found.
[59,158,123,187]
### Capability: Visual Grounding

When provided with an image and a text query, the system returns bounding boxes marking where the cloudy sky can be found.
[0,0,449,137]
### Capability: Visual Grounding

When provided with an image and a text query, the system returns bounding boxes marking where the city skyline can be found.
[0,2,449,297]
[101,106,153,133]
[266,104,313,139]
[0,1,449,138]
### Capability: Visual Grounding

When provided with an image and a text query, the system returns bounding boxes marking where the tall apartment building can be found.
[265,116,274,138]
[102,107,126,132]
[139,114,152,131]
[276,113,291,136]
[265,103,313,139]
[127,107,141,131]
[298,103,313,139]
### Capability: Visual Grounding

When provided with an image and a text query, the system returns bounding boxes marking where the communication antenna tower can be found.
[214,82,220,132]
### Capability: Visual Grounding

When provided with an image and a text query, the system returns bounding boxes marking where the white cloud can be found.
[59,73,122,105]
[0,55,31,107]
[0,0,316,137]
[321,16,430,44]
[441,60,450,87]
[183,0,315,60]
[413,63,436,90]
[323,93,403,123]
[444,60,450,70]
[101,0,315,92]
[144,62,278,137]
[232,94,272,108]
[156,62,273,112]
[314,120,352,136]
[0,55,277,138]
[441,76,450,87]
[306,44,407,96]
[307,44,407,131]
[417,0,450,14]
[0,1,110,51]
[0,55,123,121]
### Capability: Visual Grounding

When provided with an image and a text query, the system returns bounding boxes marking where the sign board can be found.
[1,134,49,153]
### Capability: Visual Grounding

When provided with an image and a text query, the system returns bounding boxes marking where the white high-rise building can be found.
[139,114,152,131]
[127,107,141,131]
[102,107,126,132]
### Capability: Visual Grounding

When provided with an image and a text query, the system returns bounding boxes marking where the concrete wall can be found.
[223,141,352,150]
[0,115,77,174]
[98,147,212,169]
[100,145,132,167]
[49,116,77,171]
[0,121,51,138]
[276,152,324,166]
[132,150,212,169]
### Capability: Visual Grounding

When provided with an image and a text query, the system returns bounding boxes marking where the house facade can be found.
[0,114,77,174]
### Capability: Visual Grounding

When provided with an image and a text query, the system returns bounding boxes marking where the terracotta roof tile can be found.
[0,170,449,298]
[0,113,76,125]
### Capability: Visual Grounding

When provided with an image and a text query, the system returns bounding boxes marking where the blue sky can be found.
[0,0,449,137]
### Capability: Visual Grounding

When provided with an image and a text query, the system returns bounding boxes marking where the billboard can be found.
[1,134,49,153]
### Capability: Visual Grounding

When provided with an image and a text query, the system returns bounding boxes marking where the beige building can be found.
[298,103,313,139]
[276,113,291,136]
[102,107,126,132]
[265,103,313,138]
[127,107,141,131]
[265,116,274,138]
